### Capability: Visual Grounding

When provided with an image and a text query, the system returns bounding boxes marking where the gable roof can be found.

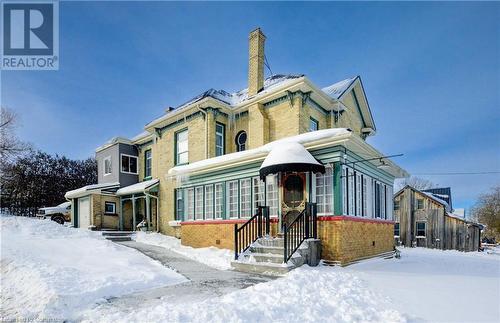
[322,77,357,100]
[394,185,450,210]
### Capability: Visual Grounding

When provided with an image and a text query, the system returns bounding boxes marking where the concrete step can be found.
[105,236,132,242]
[257,237,284,247]
[249,245,284,255]
[231,260,295,276]
[102,231,133,236]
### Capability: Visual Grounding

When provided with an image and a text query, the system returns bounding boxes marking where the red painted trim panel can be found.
[317,215,395,225]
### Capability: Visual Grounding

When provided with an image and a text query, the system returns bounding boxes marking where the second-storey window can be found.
[144,149,152,178]
[236,131,247,152]
[215,123,225,157]
[176,129,188,165]
[121,154,138,174]
[309,117,319,132]
[104,156,112,175]
[417,198,424,210]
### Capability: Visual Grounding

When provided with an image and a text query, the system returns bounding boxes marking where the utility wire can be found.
[412,171,500,176]
[264,54,273,76]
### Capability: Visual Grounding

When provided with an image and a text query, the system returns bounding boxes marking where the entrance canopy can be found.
[65,182,120,199]
[116,178,159,196]
[259,142,325,180]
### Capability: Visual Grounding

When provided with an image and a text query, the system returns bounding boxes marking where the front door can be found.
[281,173,306,229]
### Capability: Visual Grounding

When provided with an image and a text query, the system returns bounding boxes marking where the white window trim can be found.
[204,184,214,220]
[104,201,116,214]
[214,183,224,219]
[145,149,152,178]
[120,153,139,175]
[103,156,112,176]
[227,180,239,219]
[239,178,252,219]
[195,186,204,220]
[176,129,189,165]
[215,123,225,156]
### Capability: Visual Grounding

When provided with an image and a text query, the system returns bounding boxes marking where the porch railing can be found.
[234,206,270,260]
[283,202,318,263]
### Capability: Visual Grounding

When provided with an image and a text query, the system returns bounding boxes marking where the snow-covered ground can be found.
[347,247,500,322]
[0,215,187,321]
[2,215,499,322]
[135,231,233,270]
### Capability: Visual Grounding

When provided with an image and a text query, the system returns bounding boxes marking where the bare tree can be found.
[395,176,435,191]
[471,186,500,242]
[0,107,29,161]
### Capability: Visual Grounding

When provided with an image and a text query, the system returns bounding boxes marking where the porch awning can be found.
[259,142,325,180]
[65,182,120,199]
[116,178,159,196]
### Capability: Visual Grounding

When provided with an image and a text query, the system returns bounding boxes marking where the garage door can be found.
[78,197,91,229]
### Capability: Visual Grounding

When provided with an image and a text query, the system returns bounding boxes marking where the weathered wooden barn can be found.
[393,185,482,252]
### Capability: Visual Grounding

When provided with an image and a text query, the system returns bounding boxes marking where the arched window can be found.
[235,131,247,152]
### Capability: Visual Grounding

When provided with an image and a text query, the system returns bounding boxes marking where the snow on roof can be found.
[116,179,159,196]
[422,192,449,208]
[169,128,351,176]
[145,74,305,128]
[261,142,322,169]
[65,182,120,199]
[322,76,357,100]
[95,137,132,153]
[131,131,152,142]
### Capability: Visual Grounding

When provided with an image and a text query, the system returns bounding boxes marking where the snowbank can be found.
[135,232,233,270]
[347,247,500,322]
[83,265,406,323]
[0,215,187,321]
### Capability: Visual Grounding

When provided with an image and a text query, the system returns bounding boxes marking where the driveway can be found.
[95,241,274,314]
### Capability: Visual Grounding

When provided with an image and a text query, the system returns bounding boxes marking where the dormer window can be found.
[236,131,247,152]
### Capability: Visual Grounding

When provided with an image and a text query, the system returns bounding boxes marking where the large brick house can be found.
[65,28,408,270]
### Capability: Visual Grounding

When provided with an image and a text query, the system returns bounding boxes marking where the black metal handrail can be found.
[234,206,270,260]
[283,202,317,263]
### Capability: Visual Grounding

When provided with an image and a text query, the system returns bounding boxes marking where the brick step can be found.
[231,260,295,276]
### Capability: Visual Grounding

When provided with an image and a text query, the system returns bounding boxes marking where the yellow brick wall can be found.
[90,194,120,230]
[319,218,394,264]
[180,218,393,265]
[266,98,301,142]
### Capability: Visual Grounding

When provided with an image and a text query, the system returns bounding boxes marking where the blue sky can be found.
[1,1,499,210]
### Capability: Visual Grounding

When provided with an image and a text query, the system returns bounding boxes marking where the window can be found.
[394,222,400,237]
[240,178,252,218]
[252,177,265,215]
[309,117,319,132]
[394,200,400,211]
[144,149,152,178]
[374,182,381,218]
[186,188,195,220]
[121,154,138,174]
[355,173,361,216]
[195,186,204,220]
[215,183,224,219]
[417,198,424,210]
[315,167,333,214]
[362,176,367,217]
[104,202,116,214]
[416,222,426,237]
[175,129,189,165]
[342,168,347,215]
[204,185,214,219]
[266,175,279,216]
[104,156,112,175]
[215,123,225,157]
[348,170,354,216]
[175,189,184,221]
[227,180,239,218]
[235,131,247,152]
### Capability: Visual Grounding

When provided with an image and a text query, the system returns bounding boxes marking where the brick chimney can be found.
[248,28,266,97]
